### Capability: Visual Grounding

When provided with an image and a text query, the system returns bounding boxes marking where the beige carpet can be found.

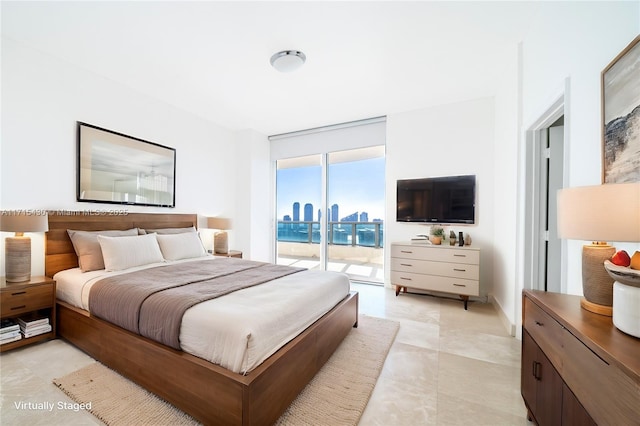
[53,315,399,426]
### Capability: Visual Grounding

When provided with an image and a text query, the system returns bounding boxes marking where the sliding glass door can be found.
[276,155,322,268]
[326,147,385,283]
[275,147,385,283]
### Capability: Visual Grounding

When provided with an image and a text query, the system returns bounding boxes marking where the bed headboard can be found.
[45,211,198,277]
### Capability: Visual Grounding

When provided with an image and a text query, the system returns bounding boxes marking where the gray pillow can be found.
[67,228,140,271]
[143,226,197,235]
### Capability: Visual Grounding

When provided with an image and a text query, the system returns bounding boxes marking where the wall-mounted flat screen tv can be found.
[396,175,476,224]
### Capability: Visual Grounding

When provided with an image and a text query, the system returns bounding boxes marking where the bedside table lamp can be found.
[557,183,640,317]
[207,217,232,255]
[0,212,49,282]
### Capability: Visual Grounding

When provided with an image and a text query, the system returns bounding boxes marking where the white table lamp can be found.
[0,212,49,282]
[557,183,640,330]
[207,217,232,254]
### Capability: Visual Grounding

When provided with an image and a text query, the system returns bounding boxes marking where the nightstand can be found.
[213,250,243,259]
[0,276,56,352]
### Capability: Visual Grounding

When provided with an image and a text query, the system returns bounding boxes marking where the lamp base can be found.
[214,231,228,254]
[5,236,32,282]
[581,244,615,311]
[580,297,613,317]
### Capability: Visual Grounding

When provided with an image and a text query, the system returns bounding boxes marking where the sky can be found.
[277,157,385,221]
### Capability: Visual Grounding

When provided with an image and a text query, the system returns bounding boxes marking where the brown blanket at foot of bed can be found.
[89,258,304,348]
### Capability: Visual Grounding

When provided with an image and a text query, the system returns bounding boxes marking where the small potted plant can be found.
[430,225,445,245]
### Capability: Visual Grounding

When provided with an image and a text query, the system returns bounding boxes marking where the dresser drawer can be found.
[523,297,564,371]
[391,271,479,296]
[391,245,479,264]
[391,258,479,280]
[562,328,640,425]
[1,284,53,317]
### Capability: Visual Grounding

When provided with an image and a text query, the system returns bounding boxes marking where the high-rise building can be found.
[293,202,300,222]
[359,212,369,222]
[318,209,322,222]
[341,212,359,222]
[304,203,313,221]
[283,215,291,221]
[331,204,339,222]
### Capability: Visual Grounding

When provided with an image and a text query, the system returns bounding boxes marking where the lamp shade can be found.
[557,182,640,242]
[0,213,49,233]
[207,217,232,230]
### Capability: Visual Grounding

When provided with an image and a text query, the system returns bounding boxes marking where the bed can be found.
[45,212,359,425]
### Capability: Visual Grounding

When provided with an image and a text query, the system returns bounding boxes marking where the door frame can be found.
[522,81,570,294]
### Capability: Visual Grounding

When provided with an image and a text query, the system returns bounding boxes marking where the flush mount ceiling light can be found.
[270,50,306,72]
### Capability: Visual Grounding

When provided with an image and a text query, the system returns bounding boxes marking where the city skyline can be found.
[282,201,382,222]
[276,156,385,221]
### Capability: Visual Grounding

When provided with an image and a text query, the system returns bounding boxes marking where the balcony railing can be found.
[277,221,384,248]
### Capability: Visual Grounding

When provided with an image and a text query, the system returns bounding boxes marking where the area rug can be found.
[53,315,399,426]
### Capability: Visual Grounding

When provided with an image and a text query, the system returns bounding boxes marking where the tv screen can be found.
[396,175,476,224]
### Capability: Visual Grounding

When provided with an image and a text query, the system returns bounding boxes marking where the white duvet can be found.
[54,256,350,374]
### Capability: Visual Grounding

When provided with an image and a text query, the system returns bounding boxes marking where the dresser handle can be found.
[400,277,412,281]
[11,291,27,296]
[400,263,413,267]
[535,320,543,326]
[453,254,466,257]
[400,250,413,254]
[453,284,466,287]
[10,305,26,310]
[453,268,466,272]
[533,361,541,380]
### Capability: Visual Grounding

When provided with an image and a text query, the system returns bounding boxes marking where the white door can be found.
[546,124,564,292]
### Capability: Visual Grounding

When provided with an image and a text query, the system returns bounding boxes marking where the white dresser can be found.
[390,242,480,309]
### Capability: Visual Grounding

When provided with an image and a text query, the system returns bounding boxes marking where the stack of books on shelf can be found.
[18,315,52,339]
[1,318,22,345]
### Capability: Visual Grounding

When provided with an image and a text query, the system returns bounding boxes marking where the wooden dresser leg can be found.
[460,295,469,310]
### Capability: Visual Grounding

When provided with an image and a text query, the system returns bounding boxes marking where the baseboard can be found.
[488,294,516,337]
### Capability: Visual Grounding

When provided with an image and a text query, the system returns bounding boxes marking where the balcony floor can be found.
[277,255,384,284]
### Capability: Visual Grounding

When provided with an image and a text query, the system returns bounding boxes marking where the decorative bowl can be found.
[604,260,640,288]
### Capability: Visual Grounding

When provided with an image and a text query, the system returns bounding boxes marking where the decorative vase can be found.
[430,236,442,245]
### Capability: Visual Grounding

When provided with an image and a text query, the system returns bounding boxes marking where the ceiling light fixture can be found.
[270,50,306,72]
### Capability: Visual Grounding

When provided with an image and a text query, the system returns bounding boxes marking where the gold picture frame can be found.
[601,35,640,183]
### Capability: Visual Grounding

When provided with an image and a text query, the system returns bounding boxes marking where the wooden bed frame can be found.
[45,212,359,425]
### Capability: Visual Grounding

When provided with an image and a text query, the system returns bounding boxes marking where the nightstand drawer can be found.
[1,284,53,317]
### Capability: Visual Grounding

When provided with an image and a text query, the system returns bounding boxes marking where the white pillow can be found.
[97,233,165,271]
[156,232,207,261]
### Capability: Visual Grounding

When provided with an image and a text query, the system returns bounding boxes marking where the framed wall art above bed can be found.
[601,35,640,184]
[77,122,176,207]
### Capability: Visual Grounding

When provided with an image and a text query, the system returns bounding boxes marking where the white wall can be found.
[1,38,238,276]
[234,129,272,262]
[493,1,640,334]
[492,42,520,335]
[386,98,496,298]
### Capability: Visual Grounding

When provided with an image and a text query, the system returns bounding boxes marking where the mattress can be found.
[54,256,350,374]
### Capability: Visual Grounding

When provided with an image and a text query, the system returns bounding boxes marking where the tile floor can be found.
[0,283,531,425]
